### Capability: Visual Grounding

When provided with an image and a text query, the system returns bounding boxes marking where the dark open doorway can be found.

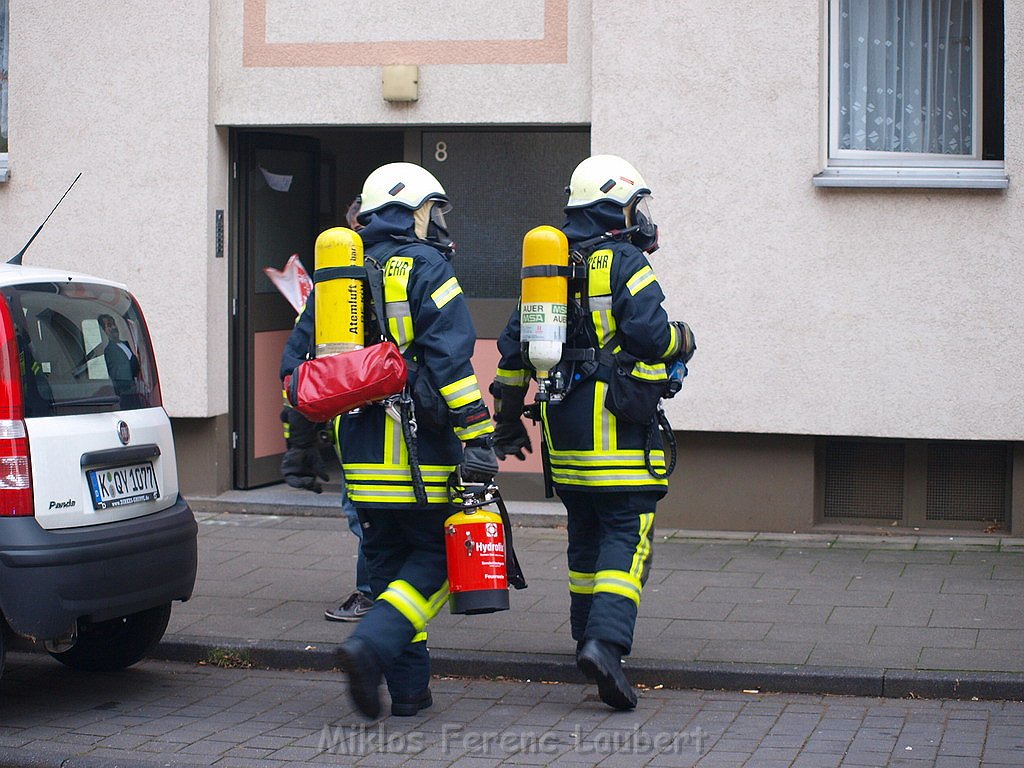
[230,126,588,492]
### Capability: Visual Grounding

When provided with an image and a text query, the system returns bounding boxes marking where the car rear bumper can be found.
[0,495,197,640]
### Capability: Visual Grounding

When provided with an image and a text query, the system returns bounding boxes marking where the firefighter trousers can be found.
[560,488,658,655]
[350,506,451,697]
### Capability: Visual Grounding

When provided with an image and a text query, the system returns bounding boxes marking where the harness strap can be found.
[520,263,587,280]
[313,265,365,283]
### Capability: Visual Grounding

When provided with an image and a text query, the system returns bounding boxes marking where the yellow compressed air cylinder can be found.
[314,227,364,357]
[520,225,568,379]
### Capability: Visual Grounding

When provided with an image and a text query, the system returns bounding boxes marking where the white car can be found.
[0,262,197,676]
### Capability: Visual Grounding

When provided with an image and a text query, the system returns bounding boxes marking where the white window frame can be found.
[0,0,8,182]
[816,0,1007,188]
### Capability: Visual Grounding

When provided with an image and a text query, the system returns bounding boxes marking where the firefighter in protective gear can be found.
[331,162,497,719]
[280,289,375,622]
[493,154,695,710]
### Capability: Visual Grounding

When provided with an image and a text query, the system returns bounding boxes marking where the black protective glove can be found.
[461,437,499,483]
[492,419,532,461]
[489,381,527,423]
[671,321,697,363]
[280,407,329,493]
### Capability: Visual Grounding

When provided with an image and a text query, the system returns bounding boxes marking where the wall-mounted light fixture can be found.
[382,65,419,102]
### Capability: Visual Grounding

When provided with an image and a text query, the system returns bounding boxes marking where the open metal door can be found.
[234,132,319,488]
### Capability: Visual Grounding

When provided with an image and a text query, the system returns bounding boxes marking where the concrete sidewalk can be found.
[160,488,1024,701]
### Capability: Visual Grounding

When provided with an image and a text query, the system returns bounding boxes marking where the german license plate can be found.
[87,462,160,510]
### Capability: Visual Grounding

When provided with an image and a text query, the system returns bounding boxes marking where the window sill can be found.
[813,166,1008,189]
[0,159,8,183]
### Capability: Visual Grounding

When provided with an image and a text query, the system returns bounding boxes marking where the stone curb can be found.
[0,746,206,768]
[150,634,1024,702]
[187,497,570,528]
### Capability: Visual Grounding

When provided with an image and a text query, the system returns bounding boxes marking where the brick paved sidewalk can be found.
[153,510,1024,700]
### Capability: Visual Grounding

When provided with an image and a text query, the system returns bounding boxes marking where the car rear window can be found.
[1,282,161,417]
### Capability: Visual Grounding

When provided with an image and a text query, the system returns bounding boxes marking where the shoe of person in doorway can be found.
[325,591,374,622]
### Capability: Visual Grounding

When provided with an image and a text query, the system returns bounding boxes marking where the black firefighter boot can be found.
[337,636,383,719]
[576,639,637,711]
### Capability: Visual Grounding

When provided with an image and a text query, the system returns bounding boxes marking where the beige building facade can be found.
[1,0,1020,534]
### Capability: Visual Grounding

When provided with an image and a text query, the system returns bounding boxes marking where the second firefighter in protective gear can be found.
[328,162,497,719]
[493,154,696,710]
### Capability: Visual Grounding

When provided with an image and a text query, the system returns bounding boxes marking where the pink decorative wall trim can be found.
[243,0,568,67]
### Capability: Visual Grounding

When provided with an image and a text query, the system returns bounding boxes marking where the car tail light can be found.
[0,295,33,516]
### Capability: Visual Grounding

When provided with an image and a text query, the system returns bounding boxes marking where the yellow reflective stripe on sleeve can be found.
[568,570,595,595]
[626,265,657,296]
[630,513,655,580]
[662,324,681,359]
[430,276,463,309]
[594,569,643,605]
[439,375,482,409]
[495,368,530,387]
[411,631,427,643]
[632,361,667,381]
[454,420,495,442]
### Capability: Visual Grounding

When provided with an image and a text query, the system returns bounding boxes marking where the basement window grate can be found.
[926,443,1008,523]
[823,440,904,520]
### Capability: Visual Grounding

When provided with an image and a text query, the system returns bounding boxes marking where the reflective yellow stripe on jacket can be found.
[383,256,415,351]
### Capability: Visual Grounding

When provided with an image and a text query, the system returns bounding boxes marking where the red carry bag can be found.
[285,342,408,423]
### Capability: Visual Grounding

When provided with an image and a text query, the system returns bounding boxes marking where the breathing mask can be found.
[626,196,659,253]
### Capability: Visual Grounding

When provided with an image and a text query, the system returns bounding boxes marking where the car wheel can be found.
[49,603,171,672]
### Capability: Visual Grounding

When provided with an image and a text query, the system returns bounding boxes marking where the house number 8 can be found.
[434,142,448,162]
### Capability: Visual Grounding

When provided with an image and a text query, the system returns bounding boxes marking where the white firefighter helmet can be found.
[565,154,651,209]
[358,162,449,219]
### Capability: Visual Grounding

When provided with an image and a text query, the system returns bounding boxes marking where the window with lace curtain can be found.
[1,0,8,182]
[818,0,1005,188]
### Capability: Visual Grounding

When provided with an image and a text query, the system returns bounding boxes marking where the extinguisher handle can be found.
[448,470,499,510]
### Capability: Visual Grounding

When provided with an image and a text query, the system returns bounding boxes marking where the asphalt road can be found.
[0,653,1021,767]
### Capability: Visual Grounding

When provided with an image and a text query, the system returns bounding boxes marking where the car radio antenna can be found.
[7,173,83,265]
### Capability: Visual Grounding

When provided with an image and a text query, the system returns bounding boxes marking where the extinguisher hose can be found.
[399,392,429,506]
[645,405,677,480]
[494,492,528,590]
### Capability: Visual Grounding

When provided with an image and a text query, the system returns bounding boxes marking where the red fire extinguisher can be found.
[445,474,527,615]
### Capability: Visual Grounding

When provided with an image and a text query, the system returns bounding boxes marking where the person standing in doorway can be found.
[280,291,374,621]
